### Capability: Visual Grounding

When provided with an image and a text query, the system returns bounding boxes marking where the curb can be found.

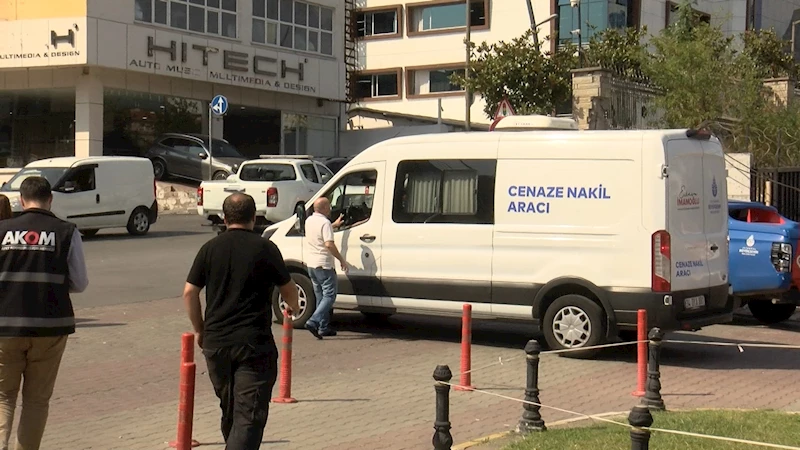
[452,411,629,450]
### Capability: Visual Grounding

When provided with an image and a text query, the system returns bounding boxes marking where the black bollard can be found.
[517,340,546,434]
[433,365,454,450]
[628,404,654,450]
[641,327,665,411]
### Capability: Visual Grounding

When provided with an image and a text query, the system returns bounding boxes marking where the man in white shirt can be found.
[304,197,348,339]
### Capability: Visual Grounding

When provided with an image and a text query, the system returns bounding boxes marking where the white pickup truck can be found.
[197,156,333,233]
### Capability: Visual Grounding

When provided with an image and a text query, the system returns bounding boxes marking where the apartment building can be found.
[0,0,347,180]
[349,0,800,129]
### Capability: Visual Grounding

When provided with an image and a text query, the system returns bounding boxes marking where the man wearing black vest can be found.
[0,176,88,450]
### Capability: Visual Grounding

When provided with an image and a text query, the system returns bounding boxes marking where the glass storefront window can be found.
[0,89,76,168]
[282,113,337,157]
[103,89,203,157]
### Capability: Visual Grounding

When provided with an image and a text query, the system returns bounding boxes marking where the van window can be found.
[239,164,297,181]
[322,170,377,230]
[392,159,496,224]
[61,166,96,193]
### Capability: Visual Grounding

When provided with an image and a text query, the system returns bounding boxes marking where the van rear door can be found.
[701,140,729,296]
[666,139,711,304]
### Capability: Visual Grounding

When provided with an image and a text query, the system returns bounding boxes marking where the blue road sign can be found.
[210,95,228,116]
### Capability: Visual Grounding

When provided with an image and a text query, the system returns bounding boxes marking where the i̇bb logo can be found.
[1,230,56,248]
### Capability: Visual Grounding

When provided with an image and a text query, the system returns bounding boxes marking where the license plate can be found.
[684,295,706,310]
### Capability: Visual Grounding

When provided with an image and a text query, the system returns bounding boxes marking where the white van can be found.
[262,124,733,356]
[1,156,158,236]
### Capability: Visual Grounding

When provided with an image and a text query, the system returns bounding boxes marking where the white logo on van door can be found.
[739,235,758,257]
[1,230,56,251]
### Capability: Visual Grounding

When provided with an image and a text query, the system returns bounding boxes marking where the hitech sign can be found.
[128,36,316,94]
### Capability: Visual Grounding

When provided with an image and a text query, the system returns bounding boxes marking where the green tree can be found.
[452,29,577,118]
[644,0,749,128]
[583,26,650,81]
[740,28,799,79]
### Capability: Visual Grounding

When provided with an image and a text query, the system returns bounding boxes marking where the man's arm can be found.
[321,220,348,271]
[67,228,89,293]
[184,246,207,348]
[183,282,204,344]
[324,240,348,271]
[278,280,300,314]
[264,241,300,314]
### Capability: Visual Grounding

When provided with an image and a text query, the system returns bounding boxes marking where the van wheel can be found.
[543,294,605,359]
[152,159,167,181]
[126,207,151,236]
[748,301,797,324]
[272,272,315,328]
[80,229,99,238]
[212,170,229,180]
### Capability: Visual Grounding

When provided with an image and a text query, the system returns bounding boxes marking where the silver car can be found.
[145,133,247,181]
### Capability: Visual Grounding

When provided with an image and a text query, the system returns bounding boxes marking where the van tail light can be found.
[267,187,278,208]
[771,242,792,273]
[652,230,671,292]
[197,187,203,206]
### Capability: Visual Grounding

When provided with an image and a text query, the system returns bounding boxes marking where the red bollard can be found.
[454,303,475,391]
[169,335,200,449]
[272,310,298,403]
[181,332,194,363]
[169,362,199,449]
[632,309,647,397]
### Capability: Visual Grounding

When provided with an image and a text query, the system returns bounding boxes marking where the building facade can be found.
[350,0,800,129]
[0,0,347,179]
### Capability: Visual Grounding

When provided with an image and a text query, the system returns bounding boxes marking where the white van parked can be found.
[1,156,158,236]
[262,121,733,357]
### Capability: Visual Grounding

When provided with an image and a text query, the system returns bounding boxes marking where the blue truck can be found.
[728,201,800,324]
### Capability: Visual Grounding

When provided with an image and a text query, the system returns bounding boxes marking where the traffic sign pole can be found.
[208,104,213,181]
[208,95,229,181]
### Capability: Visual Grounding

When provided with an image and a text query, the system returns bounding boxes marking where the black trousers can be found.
[203,342,279,450]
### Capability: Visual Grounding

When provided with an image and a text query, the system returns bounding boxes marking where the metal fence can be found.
[607,78,661,130]
[751,167,800,221]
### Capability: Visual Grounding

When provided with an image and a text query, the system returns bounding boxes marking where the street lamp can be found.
[532,13,558,53]
[465,0,472,131]
[570,0,583,67]
[791,19,800,62]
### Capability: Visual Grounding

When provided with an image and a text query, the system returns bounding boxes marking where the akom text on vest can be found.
[1,230,57,249]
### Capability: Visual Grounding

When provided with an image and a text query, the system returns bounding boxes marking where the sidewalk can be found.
[28,298,800,449]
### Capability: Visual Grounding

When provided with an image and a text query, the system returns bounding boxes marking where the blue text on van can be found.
[507,184,611,214]
[675,260,704,277]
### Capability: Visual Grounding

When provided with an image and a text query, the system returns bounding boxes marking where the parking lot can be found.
[43,215,800,449]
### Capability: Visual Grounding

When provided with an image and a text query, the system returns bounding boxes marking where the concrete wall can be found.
[726,152,752,201]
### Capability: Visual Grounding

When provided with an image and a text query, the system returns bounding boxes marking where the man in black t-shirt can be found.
[183,193,299,450]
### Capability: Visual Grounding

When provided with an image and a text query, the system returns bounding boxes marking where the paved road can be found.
[72,215,213,308]
[29,214,800,449]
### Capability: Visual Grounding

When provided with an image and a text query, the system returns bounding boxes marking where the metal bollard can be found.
[628,404,654,450]
[517,340,546,433]
[432,365,454,450]
[641,327,665,411]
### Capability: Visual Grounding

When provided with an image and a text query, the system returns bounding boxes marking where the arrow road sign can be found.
[210,95,228,116]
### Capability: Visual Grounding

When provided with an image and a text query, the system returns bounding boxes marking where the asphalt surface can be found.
[72,214,214,308]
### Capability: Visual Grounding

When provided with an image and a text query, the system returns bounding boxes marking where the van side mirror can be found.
[197,152,208,160]
[320,173,331,183]
[61,181,76,193]
[294,203,307,235]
